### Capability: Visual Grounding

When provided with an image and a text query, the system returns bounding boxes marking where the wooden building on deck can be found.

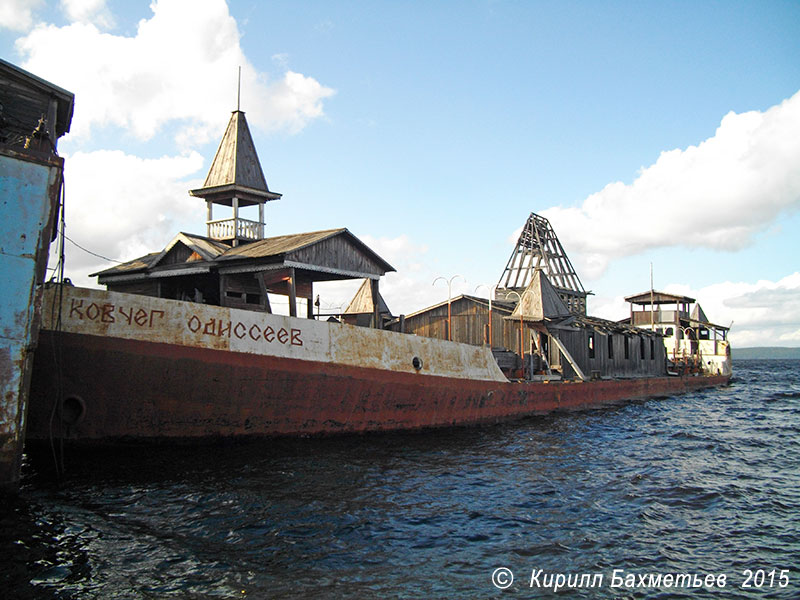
[94,108,394,322]
[387,295,516,347]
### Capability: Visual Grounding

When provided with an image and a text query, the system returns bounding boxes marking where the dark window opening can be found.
[588,333,595,359]
[607,334,614,359]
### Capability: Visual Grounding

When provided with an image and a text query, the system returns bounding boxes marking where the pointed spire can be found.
[190,110,281,206]
[344,279,392,316]
[510,270,572,322]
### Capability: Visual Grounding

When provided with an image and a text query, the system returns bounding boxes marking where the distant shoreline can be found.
[732,347,800,360]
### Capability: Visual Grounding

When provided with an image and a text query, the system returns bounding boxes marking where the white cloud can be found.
[586,273,800,348]
[0,0,44,31]
[60,0,114,29]
[15,0,335,144]
[542,91,800,278]
[55,149,205,285]
[664,273,800,348]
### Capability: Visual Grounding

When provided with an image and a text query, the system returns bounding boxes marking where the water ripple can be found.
[2,359,799,598]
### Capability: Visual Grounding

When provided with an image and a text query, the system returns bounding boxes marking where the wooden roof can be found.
[0,58,74,147]
[510,270,573,322]
[189,110,281,206]
[344,279,392,315]
[625,291,696,305]
[94,228,395,282]
[401,294,515,320]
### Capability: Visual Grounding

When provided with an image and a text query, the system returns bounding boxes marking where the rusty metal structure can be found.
[0,59,73,491]
[20,101,730,448]
[496,212,588,315]
[26,285,729,441]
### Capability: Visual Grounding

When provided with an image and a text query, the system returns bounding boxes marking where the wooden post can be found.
[255,273,272,314]
[232,197,239,247]
[258,202,264,239]
[370,279,381,329]
[288,268,297,317]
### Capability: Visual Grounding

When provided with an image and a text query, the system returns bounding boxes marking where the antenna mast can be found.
[237,66,241,111]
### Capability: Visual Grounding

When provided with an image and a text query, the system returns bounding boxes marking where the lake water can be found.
[2,359,798,599]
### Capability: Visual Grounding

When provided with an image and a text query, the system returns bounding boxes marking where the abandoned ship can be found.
[1,59,73,489]
[19,101,731,445]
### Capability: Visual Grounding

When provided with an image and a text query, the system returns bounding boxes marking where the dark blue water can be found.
[2,360,798,599]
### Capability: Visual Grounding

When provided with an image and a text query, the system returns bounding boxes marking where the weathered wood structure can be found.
[1,60,73,491]
[400,214,665,381]
[0,58,73,151]
[95,109,394,322]
[388,295,516,347]
[342,279,393,328]
[496,212,588,315]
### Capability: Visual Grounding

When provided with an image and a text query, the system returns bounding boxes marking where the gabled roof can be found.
[217,227,395,274]
[344,279,392,316]
[401,294,515,320]
[91,252,161,277]
[691,303,708,323]
[625,290,696,305]
[94,228,395,281]
[510,270,572,322]
[218,228,347,260]
[152,232,229,265]
[189,110,281,206]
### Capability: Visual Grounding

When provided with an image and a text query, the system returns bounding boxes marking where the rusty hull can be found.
[0,147,63,490]
[25,286,729,442]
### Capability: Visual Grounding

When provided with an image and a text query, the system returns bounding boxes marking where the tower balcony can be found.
[207,217,264,244]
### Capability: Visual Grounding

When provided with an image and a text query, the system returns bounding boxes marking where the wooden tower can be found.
[189,109,281,246]
[496,212,588,315]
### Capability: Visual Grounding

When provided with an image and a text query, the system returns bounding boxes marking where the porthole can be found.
[60,395,86,426]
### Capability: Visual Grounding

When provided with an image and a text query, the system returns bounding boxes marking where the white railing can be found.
[207,218,264,241]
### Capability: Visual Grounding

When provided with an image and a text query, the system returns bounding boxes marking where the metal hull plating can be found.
[0,147,63,488]
[27,286,729,442]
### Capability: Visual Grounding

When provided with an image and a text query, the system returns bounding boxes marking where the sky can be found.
[1,0,799,347]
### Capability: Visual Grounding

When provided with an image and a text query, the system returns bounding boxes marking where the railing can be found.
[207,218,264,241]
[631,310,688,326]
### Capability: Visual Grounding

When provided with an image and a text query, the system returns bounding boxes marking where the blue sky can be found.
[2,0,799,346]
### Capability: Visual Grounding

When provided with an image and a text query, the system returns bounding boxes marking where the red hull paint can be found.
[27,330,730,442]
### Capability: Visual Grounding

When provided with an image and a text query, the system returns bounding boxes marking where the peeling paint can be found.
[26,284,730,442]
[0,148,63,491]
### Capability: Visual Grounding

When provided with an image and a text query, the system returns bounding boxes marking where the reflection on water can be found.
[2,360,799,598]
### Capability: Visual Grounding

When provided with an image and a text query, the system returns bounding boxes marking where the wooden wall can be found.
[554,327,666,379]
[393,297,517,348]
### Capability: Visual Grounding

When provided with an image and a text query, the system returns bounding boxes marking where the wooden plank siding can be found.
[288,234,388,278]
[395,295,667,380]
[391,296,517,349]
[555,328,666,380]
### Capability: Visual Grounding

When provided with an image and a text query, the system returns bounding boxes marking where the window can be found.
[640,337,645,359]
[665,327,674,337]
[624,336,630,359]
[588,333,595,359]
[607,334,614,359]
[650,339,655,360]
